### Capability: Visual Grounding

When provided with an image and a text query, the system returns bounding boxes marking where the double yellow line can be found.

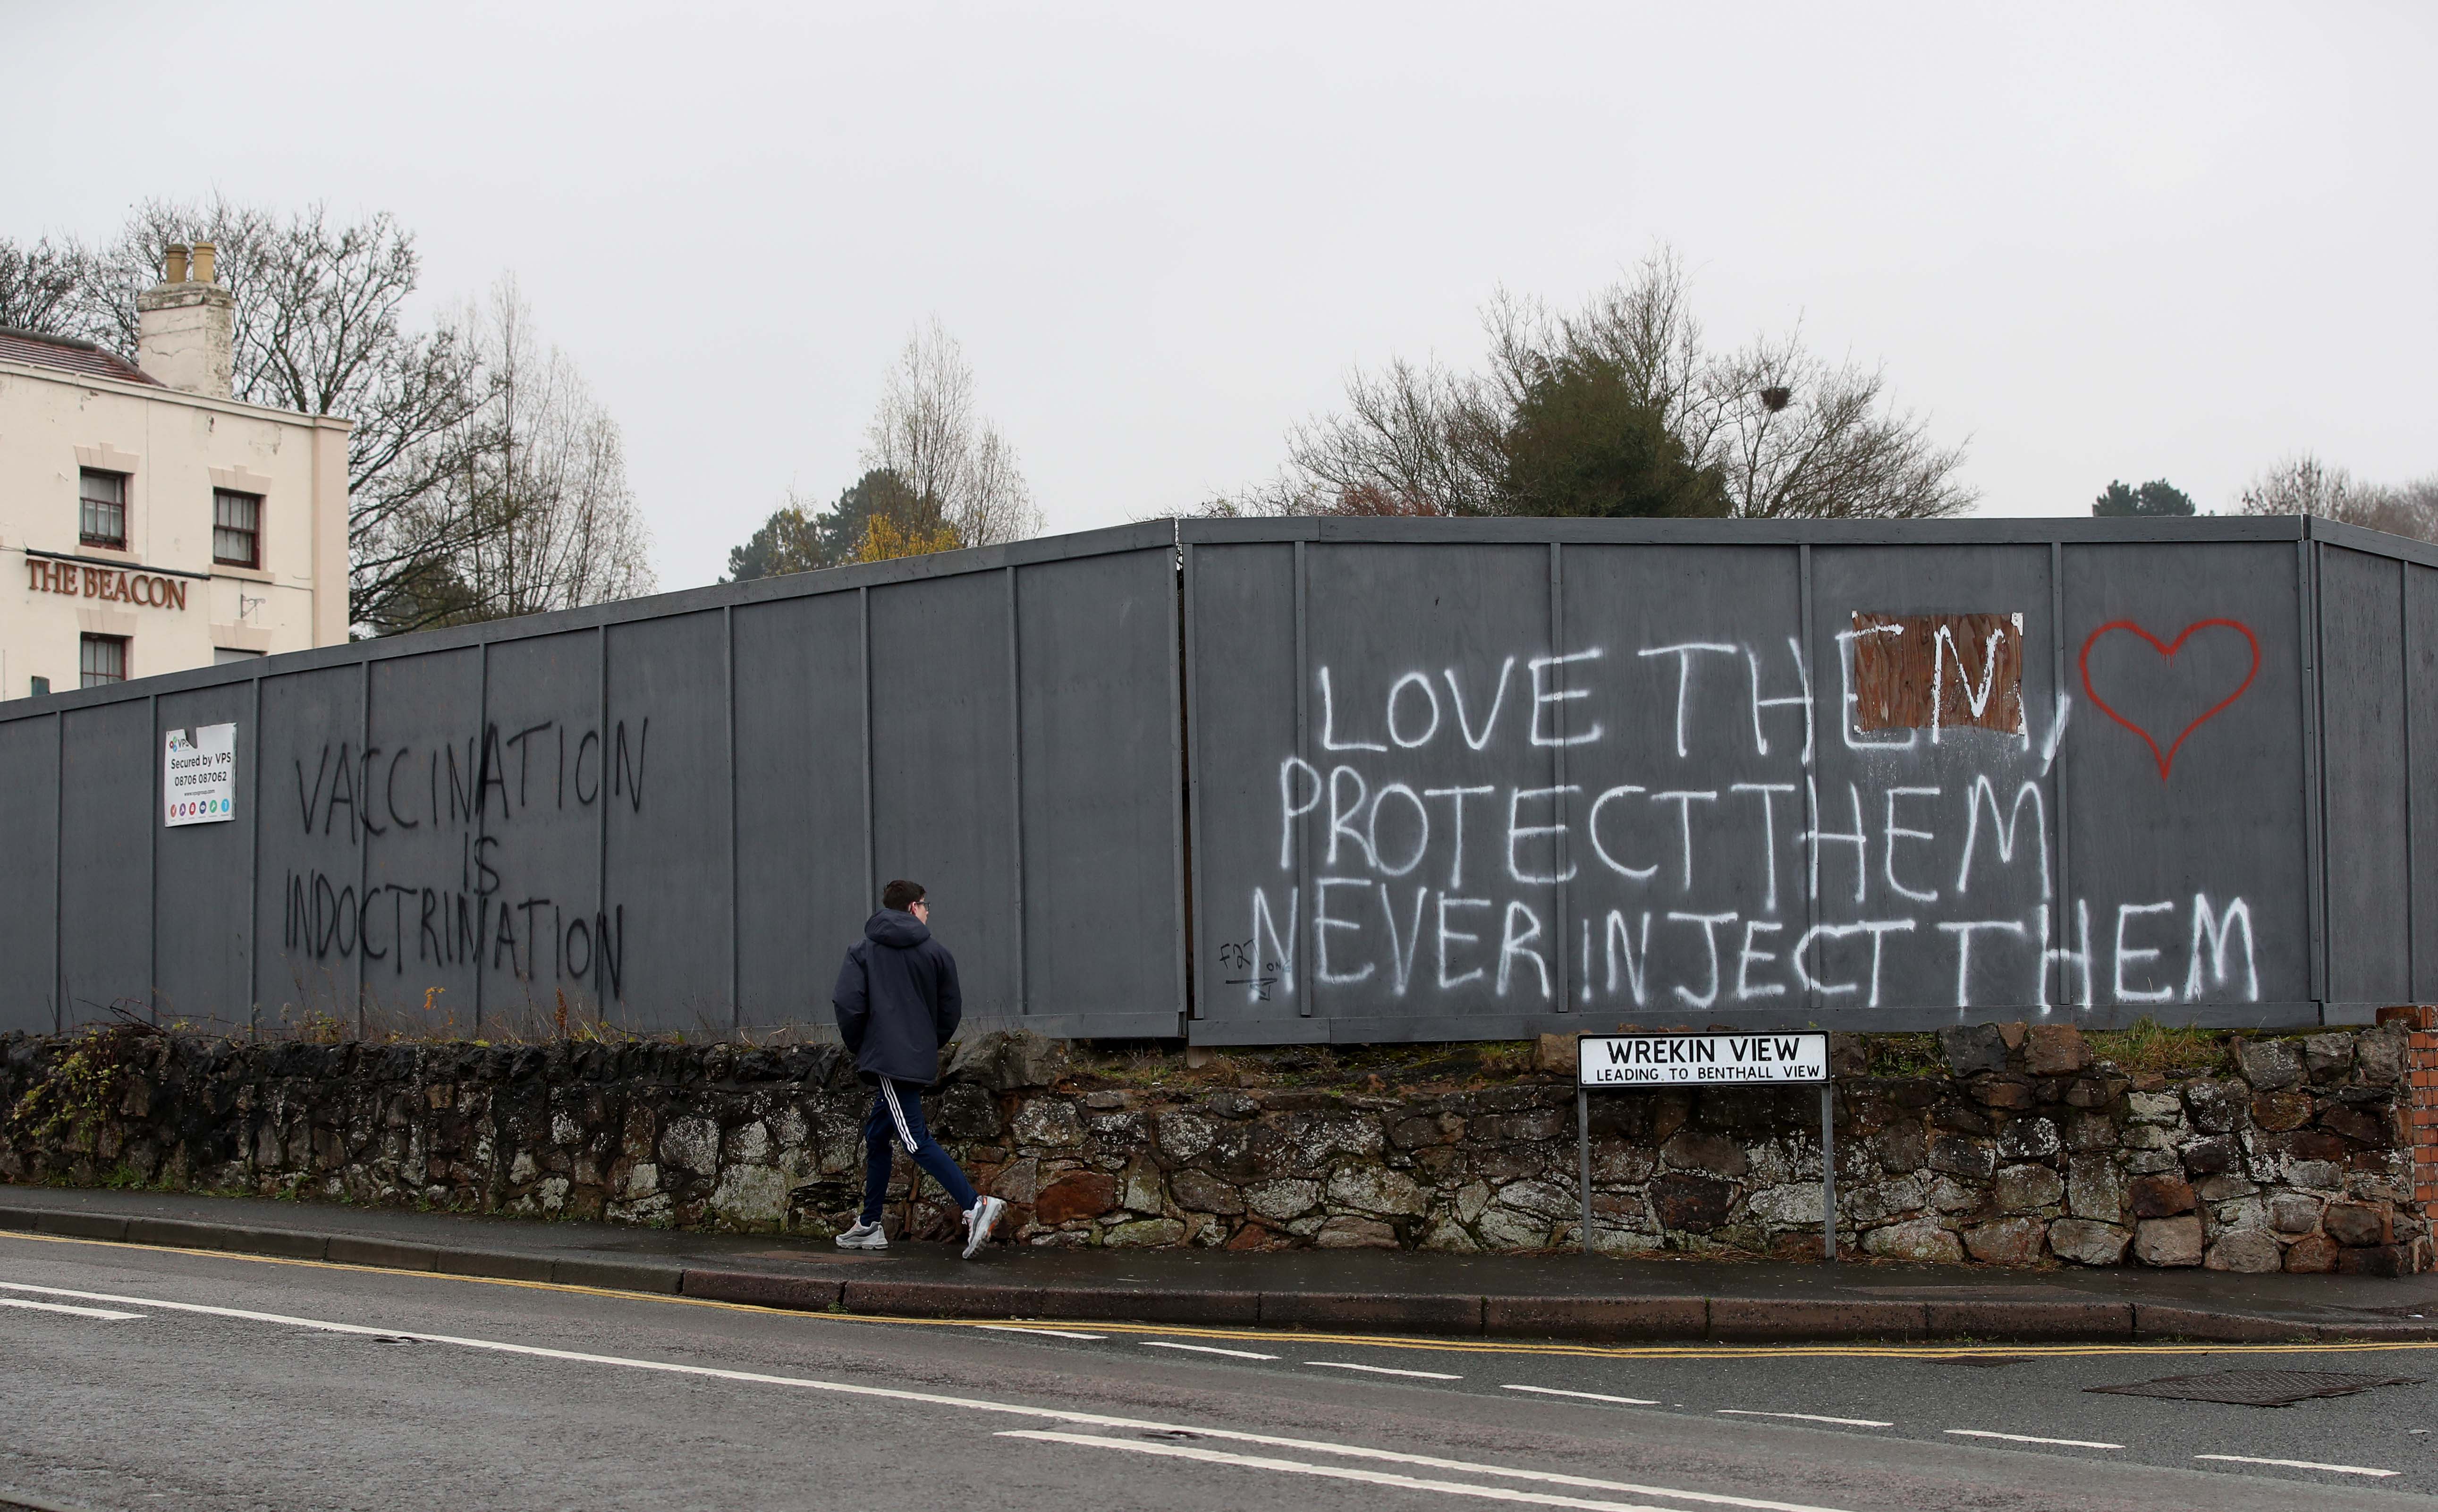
[4,1226,2429,1363]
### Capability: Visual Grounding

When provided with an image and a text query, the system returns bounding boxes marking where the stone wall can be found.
[2,1020,2428,1273]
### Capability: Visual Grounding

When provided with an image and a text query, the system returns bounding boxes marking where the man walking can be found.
[830,879,1007,1258]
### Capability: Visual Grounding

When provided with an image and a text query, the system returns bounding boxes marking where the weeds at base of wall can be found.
[1864,1034,1945,1077]
[0,1017,2306,1116]
[1062,1023,2257,1097]
[5,1014,163,1145]
[1856,1025,2230,1079]
[62,984,2274,1097]
[146,985,851,1053]
[2088,1021,2235,1076]
[245,985,694,1049]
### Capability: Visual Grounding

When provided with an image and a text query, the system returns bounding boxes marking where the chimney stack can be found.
[136,239,234,398]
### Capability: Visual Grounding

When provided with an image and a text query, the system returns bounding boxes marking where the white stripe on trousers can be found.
[879,1081,920,1155]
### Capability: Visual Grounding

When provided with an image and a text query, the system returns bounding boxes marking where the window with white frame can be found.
[212,489,261,568]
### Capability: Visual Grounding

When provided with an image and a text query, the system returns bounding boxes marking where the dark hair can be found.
[881,879,926,912]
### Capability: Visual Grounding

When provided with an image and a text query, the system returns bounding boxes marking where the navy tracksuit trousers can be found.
[861,1078,979,1222]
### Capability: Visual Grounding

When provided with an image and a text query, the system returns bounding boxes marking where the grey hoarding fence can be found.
[1180,514,2438,1043]
[0,523,1187,1041]
[4,514,2431,1044]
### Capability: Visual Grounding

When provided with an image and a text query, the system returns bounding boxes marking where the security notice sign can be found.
[1577,1031,1828,1087]
[163,723,237,826]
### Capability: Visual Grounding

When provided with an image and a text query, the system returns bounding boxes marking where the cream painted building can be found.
[0,243,348,695]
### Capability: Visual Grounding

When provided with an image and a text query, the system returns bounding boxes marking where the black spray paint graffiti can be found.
[292,718,648,839]
[1239,638,2262,1014]
[282,875,626,999]
[281,718,648,999]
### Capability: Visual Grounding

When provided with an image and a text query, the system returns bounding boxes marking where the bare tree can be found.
[0,236,113,342]
[1696,333,1972,519]
[2238,454,2438,543]
[2236,453,2370,520]
[862,319,1043,546]
[2395,478,2438,541]
[1269,356,1502,516]
[1248,246,1973,521]
[408,280,655,623]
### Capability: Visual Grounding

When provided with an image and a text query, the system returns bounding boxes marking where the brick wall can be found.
[2386,1005,2438,1240]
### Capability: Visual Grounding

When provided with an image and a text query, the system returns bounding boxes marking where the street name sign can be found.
[1577,1031,1828,1088]
[1569,1029,1838,1261]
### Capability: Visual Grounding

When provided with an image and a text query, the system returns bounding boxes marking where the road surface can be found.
[1,1230,2432,1511]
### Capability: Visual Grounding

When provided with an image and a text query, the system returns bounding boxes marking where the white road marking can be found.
[0,1297,144,1320]
[1309,1360,1463,1380]
[1142,1341,1280,1360]
[1944,1429,2121,1450]
[2194,1454,2398,1478]
[1716,1411,1893,1428]
[1000,1428,1722,1511]
[974,1325,1104,1340]
[1504,1385,1662,1407]
[0,1279,1856,1512]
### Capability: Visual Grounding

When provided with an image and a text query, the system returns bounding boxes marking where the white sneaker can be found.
[835,1218,888,1250]
[962,1196,1007,1259]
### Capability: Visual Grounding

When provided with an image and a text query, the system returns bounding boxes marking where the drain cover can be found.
[2089,1369,2420,1407]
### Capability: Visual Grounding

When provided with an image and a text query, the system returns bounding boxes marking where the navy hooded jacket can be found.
[832,909,963,1086]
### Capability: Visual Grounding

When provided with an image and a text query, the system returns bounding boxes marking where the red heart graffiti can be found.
[2079,618,2260,780]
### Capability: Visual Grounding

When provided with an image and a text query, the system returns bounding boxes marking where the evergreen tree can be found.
[2092,478,2196,516]
[723,468,955,582]
[1498,354,1730,518]
[723,499,824,582]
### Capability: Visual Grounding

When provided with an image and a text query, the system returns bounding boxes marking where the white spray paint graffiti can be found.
[1226,631,2261,1018]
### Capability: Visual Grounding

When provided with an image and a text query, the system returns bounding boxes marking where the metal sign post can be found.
[1819,1079,1837,1264]
[1574,1031,1835,1263]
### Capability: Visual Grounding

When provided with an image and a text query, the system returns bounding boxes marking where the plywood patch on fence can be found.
[1852,612,2025,734]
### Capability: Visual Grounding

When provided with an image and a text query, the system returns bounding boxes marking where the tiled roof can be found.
[0,326,161,387]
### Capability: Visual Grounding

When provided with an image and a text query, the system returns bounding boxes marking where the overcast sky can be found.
[9,3,2431,589]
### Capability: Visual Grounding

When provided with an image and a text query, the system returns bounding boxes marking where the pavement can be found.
[5,1230,2436,1510]
[6,1182,2438,1344]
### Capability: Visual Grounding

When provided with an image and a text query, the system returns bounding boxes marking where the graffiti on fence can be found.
[1237,617,2266,1014]
[278,718,648,998]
